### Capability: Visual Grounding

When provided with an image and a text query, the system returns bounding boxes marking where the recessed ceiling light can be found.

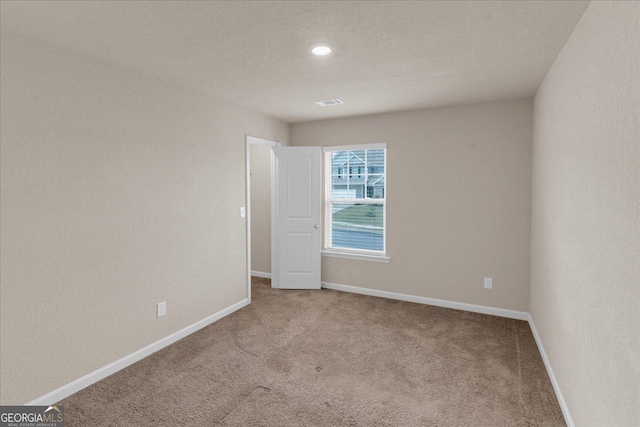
[311,42,333,56]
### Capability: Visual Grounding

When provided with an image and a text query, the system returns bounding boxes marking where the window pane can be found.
[366,174,385,199]
[366,149,385,174]
[331,175,355,198]
[350,149,365,166]
[331,151,348,176]
[332,175,368,198]
[331,203,384,251]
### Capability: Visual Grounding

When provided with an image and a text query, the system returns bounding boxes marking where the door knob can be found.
[314,224,320,229]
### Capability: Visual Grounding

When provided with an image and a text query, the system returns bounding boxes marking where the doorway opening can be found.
[245,136,279,302]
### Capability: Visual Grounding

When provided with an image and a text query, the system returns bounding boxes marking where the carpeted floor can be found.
[60,277,564,426]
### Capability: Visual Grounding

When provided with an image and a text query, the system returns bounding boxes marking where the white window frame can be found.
[322,143,390,263]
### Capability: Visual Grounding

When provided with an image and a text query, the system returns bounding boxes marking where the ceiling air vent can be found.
[314,98,344,107]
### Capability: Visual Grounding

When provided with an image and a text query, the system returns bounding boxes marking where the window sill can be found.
[322,250,391,263]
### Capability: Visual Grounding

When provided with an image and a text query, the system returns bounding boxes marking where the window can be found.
[324,143,387,257]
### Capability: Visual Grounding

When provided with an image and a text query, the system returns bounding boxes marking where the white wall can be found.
[530,2,640,426]
[0,32,288,404]
[291,99,533,312]
[250,144,272,274]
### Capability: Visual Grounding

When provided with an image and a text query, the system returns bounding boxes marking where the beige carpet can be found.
[60,277,564,426]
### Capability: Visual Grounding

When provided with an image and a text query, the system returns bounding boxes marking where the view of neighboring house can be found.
[329,149,386,252]
[331,149,385,199]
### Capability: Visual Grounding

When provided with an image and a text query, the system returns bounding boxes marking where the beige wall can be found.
[291,99,533,312]
[530,2,640,426]
[0,32,288,404]
[250,144,272,274]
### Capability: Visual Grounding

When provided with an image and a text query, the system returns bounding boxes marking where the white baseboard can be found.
[26,298,250,406]
[321,282,529,321]
[527,315,574,427]
[251,270,271,279]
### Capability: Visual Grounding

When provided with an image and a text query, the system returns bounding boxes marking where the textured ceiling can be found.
[0,1,589,123]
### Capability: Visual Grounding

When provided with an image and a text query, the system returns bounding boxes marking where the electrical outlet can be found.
[157,301,166,318]
[484,277,493,289]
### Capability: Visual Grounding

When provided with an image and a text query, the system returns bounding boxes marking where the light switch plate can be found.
[240,207,246,218]
[157,301,166,318]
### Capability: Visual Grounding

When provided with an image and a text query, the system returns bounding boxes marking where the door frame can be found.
[245,135,280,303]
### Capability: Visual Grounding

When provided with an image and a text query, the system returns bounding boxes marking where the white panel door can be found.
[276,146,322,289]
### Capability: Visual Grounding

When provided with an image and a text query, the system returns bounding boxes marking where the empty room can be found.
[0,1,638,426]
